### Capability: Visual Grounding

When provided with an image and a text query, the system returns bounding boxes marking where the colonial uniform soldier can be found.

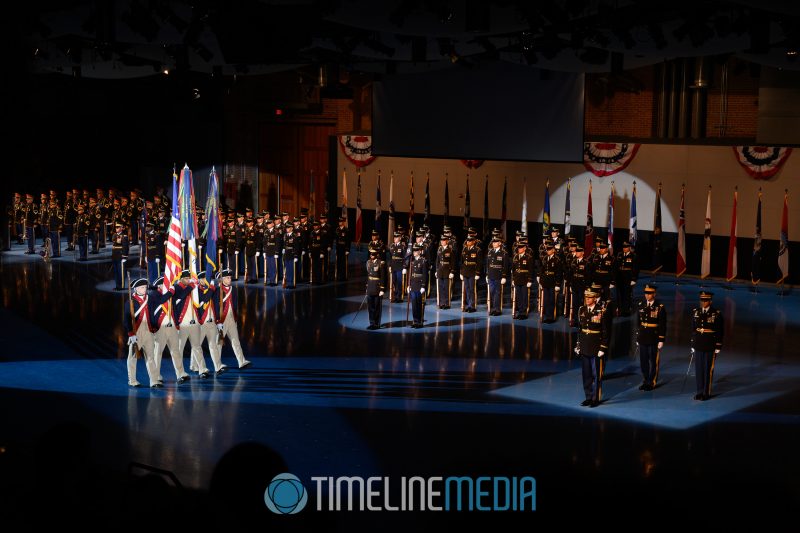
[74,203,90,260]
[145,222,160,285]
[335,216,350,281]
[407,243,428,328]
[195,272,227,374]
[691,291,723,401]
[365,245,387,329]
[389,232,407,303]
[111,223,129,290]
[172,270,211,378]
[23,194,38,254]
[636,284,666,391]
[150,276,190,384]
[309,219,325,284]
[214,268,251,369]
[590,241,615,307]
[538,242,563,323]
[511,241,534,319]
[124,278,159,388]
[283,220,300,288]
[485,236,509,316]
[435,234,455,309]
[576,288,610,407]
[264,216,280,285]
[460,234,482,313]
[615,241,639,315]
[567,246,590,327]
[244,218,259,283]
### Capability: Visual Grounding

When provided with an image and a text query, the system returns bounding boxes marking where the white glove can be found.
[293,258,298,263]
[327,247,332,251]
[459,274,464,281]
[574,346,580,354]
[216,323,223,331]
[255,252,260,257]
[435,272,439,278]
[235,251,239,255]
[485,276,489,284]
[320,254,324,259]
[402,268,407,275]
[379,291,384,297]
[407,286,411,293]
[448,273,454,279]
[691,348,695,354]
[526,282,532,288]
[630,280,636,286]
[127,335,138,346]
[610,283,615,289]
[274,254,279,259]
[282,248,286,254]
[657,342,664,349]
[475,275,479,280]
[597,351,604,358]
[301,251,306,256]
[345,251,350,255]
[501,278,506,285]
[555,286,561,292]
[714,349,720,354]
[210,280,215,287]
[536,277,540,284]
[420,287,425,294]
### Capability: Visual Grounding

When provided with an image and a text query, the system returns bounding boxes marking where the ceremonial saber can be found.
[681,350,695,393]
[526,287,531,315]
[448,276,452,307]
[436,274,440,307]
[500,282,504,312]
[234,250,240,280]
[263,253,268,285]
[511,282,516,316]
[461,281,466,312]
[421,291,426,325]
[487,279,491,315]
[351,293,368,324]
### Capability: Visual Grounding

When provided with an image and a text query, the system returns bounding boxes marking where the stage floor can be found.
[1,241,798,527]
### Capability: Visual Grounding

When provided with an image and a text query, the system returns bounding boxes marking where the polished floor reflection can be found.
[1,242,798,526]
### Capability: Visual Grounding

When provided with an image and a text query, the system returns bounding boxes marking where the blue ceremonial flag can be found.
[564,177,571,236]
[203,166,220,279]
[629,181,637,246]
[542,178,551,235]
[178,164,199,276]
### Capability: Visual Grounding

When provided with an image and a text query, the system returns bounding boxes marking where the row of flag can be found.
[344,170,791,283]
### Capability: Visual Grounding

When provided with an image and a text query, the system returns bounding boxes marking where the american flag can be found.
[163,168,183,288]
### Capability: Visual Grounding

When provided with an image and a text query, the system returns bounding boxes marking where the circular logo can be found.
[264,473,308,515]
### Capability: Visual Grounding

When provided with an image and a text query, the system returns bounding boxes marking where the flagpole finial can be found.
[184,163,189,169]
[211,165,215,172]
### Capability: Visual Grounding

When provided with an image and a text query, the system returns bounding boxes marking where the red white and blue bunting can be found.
[583,142,641,177]
[732,146,792,180]
[339,135,376,168]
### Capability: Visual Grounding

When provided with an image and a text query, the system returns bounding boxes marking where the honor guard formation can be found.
[6,191,724,404]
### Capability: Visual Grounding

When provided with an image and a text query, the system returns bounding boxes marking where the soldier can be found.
[407,243,428,328]
[615,241,639,315]
[283,219,300,288]
[369,229,386,257]
[263,216,280,285]
[150,276,191,384]
[196,207,207,273]
[111,223,129,290]
[87,197,103,254]
[460,234,482,313]
[172,270,211,379]
[195,272,226,374]
[485,236,509,316]
[365,245,387,329]
[22,193,38,254]
[74,203,89,260]
[576,288,610,407]
[319,213,332,280]
[309,219,325,284]
[129,189,144,245]
[297,209,310,281]
[636,284,666,391]
[235,212,246,275]
[145,222,160,285]
[214,268,251,369]
[510,239,533,319]
[63,191,76,251]
[538,242,563,323]
[435,234,455,309]
[335,216,350,281]
[388,231,406,303]
[244,218,259,283]
[224,217,239,275]
[691,291,723,401]
[567,246,590,327]
[46,198,63,257]
[10,192,24,245]
[96,188,109,247]
[38,193,50,250]
[590,241,615,306]
[124,278,160,388]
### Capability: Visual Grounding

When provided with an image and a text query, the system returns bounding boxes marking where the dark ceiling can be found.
[17,0,800,79]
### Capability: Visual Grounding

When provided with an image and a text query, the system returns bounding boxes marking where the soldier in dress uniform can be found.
[264,216,280,285]
[538,242,563,323]
[309,219,325,284]
[150,276,190,384]
[335,216,350,281]
[111,223,129,290]
[145,222,160,285]
[576,288,610,407]
[369,229,385,256]
[283,219,300,288]
[615,241,639,315]
[87,197,103,254]
[388,232,406,303]
[235,212,246,275]
[46,198,63,257]
[365,245,387,329]
[567,246,590,327]
[172,270,211,379]
[195,272,227,374]
[407,243,428,328]
[224,218,238,275]
[691,291,723,401]
[124,278,160,388]
[636,284,666,391]
[590,241,616,307]
[214,268,251,369]
[297,209,310,281]
[129,189,144,245]
[244,218,259,283]
[22,193,38,254]
[63,191,76,251]
[485,236,509,316]
[38,193,50,250]
[511,240,534,320]
[435,234,455,309]
[460,234,482,313]
[319,213,332,281]
[74,202,89,260]
[11,193,24,245]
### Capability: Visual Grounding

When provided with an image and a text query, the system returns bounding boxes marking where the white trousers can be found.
[129,323,158,386]
[178,321,209,374]
[221,313,246,367]
[153,323,187,380]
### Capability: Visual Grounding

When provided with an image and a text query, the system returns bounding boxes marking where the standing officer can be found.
[335,216,350,281]
[435,234,455,309]
[511,240,534,320]
[144,222,160,285]
[636,284,666,391]
[23,194,38,254]
[576,288,610,407]
[87,197,103,255]
[244,218,259,283]
[365,245,387,329]
[590,241,615,310]
[407,243,428,328]
[111,223,129,290]
[46,198,63,257]
[567,246,590,327]
[63,191,76,251]
[538,242,563,323]
[263,216,279,285]
[615,241,639,315]
[74,203,89,260]
[283,220,300,288]
[319,213,332,280]
[309,219,325,284]
[485,236,509,316]
[224,217,238,275]
[388,231,407,303]
[460,234,482,313]
[691,291,723,401]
